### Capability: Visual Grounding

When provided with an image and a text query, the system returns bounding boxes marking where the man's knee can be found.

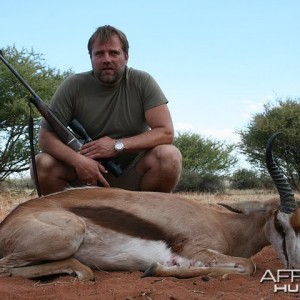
[137,145,182,192]
[31,153,56,173]
[31,152,73,181]
[139,144,182,178]
[155,145,182,170]
[30,153,77,195]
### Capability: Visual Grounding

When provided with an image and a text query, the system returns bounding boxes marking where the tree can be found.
[237,99,300,190]
[173,132,237,192]
[174,132,238,176]
[0,46,72,181]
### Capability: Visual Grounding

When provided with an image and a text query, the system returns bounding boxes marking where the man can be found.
[32,25,182,195]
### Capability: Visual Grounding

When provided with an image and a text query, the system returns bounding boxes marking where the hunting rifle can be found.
[0,50,123,182]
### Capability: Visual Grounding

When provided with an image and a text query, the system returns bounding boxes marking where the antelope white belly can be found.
[73,223,173,271]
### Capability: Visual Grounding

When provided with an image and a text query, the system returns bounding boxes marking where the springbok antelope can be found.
[0,133,299,280]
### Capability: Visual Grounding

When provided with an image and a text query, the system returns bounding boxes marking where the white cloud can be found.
[241,112,252,120]
[241,99,265,112]
[175,123,240,143]
[199,128,240,143]
[174,122,195,131]
[240,98,269,121]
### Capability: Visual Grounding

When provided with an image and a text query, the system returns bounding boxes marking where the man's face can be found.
[90,35,128,85]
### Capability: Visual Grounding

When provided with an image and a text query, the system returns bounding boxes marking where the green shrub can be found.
[230,169,263,190]
[175,169,225,193]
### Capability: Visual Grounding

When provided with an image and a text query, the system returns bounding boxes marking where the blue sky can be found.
[1,0,300,168]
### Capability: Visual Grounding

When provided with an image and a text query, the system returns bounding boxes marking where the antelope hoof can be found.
[142,262,159,278]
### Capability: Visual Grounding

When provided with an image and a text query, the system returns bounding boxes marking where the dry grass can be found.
[0,188,292,222]
[0,189,35,221]
[178,189,283,205]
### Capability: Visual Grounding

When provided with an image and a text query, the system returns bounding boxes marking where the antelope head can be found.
[266,132,300,269]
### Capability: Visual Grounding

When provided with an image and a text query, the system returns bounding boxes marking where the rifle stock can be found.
[0,50,122,177]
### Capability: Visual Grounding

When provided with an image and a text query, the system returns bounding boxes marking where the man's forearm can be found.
[121,127,174,153]
[39,129,82,168]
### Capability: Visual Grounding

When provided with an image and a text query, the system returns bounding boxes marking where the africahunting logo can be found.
[260,269,300,293]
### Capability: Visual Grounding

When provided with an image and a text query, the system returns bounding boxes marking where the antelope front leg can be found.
[143,250,256,279]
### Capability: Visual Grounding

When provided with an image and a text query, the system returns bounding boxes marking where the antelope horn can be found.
[265,132,296,214]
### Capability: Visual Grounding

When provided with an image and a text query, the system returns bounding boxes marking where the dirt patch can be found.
[0,246,294,300]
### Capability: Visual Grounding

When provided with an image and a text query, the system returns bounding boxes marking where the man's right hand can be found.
[73,155,110,187]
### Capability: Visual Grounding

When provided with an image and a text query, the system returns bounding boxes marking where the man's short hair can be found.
[88,25,129,56]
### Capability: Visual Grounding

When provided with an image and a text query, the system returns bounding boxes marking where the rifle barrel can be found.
[0,50,39,99]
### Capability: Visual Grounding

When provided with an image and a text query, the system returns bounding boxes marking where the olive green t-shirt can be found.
[41,67,168,140]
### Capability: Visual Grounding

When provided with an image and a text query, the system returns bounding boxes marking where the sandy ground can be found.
[0,189,298,299]
[0,246,293,300]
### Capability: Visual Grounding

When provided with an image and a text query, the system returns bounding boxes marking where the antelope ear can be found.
[218,200,276,215]
[290,208,300,232]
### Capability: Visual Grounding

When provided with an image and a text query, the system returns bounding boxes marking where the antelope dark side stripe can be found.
[70,206,170,241]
